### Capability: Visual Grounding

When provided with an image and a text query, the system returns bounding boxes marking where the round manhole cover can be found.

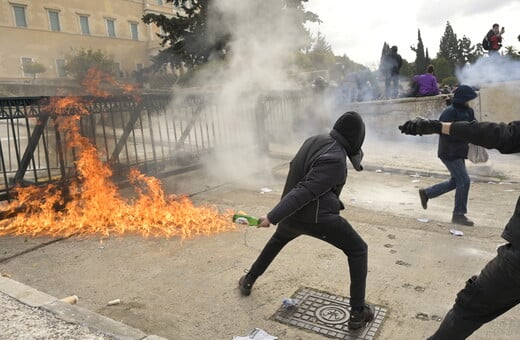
[315,305,350,324]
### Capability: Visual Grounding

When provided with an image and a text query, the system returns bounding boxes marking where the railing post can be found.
[13,113,50,184]
[255,95,269,154]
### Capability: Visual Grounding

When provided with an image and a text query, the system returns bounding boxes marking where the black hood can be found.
[330,111,365,171]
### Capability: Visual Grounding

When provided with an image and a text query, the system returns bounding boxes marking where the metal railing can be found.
[0,91,310,201]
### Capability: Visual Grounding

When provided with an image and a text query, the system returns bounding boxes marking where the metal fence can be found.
[0,91,309,201]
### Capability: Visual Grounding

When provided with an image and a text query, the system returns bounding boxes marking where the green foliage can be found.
[457,35,476,65]
[504,46,520,60]
[22,61,46,79]
[441,76,458,87]
[438,21,459,68]
[411,29,428,74]
[294,33,366,83]
[65,49,114,81]
[143,0,319,71]
[431,57,452,81]
[437,22,481,77]
[399,59,414,77]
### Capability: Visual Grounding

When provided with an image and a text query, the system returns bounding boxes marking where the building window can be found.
[12,5,27,28]
[106,19,116,38]
[79,15,90,35]
[20,57,33,77]
[130,22,139,41]
[56,59,67,78]
[157,0,163,5]
[48,10,61,32]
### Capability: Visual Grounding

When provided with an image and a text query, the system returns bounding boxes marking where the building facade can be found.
[0,0,174,81]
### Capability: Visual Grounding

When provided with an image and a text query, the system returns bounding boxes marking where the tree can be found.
[431,57,452,83]
[22,61,46,80]
[307,31,335,70]
[457,35,477,65]
[399,59,414,78]
[65,49,114,82]
[504,46,520,60]
[411,29,428,74]
[142,0,319,71]
[313,31,333,55]
[438,21,459,69]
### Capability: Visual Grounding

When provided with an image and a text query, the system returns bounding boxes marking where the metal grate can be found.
[272,287,386,340]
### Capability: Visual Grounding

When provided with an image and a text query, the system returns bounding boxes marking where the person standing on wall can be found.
[382,46,403,99]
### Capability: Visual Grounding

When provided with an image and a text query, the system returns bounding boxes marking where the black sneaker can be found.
[419,189,428,210]
[348,304,375,330]
[452,214,474,226]
[238,274,254,296]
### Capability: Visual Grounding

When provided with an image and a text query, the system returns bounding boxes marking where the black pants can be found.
[246,216,368,308]
[429,243,520,339]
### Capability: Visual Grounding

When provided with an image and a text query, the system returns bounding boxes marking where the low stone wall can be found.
[344,95,449,140]
[345,80,519,140]
[479,81,520,122]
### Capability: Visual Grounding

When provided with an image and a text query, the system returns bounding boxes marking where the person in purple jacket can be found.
[412,65,439,97]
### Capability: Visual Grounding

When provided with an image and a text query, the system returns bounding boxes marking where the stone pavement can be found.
[1,136,519,340]
[0,275,167,340]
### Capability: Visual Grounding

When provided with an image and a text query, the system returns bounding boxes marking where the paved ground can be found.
[1,137,520,339]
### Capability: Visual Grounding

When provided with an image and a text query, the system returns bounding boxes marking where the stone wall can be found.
[345,80,519,140]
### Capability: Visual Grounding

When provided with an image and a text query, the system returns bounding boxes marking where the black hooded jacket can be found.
[267,133,348,224]
[267,111,365,225]
[451,120,520,246]
[438,102,476,160]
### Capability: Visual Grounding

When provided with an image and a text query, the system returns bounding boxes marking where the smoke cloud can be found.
[456,54,520,86]
[182,1,316,184]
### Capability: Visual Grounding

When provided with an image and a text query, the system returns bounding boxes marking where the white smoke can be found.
[187,1,316,183]
[456,54,520,86]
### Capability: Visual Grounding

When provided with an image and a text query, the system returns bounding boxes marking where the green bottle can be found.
[232,214,260,226]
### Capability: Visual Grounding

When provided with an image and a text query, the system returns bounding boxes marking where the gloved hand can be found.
[398,117,442,136]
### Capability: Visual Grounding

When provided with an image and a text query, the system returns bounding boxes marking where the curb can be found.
[269,152,514,184]
[0,276,168,340]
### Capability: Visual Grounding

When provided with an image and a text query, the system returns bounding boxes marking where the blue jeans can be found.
[424,158,470,215]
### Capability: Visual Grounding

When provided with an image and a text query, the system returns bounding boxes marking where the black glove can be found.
[398,118,442,136]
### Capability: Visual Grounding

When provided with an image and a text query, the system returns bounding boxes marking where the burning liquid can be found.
[0,69,234,238]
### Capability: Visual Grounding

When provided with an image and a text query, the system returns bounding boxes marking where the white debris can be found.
[450,229,464,236]
[259,188,272,194]
[233,328,278,340]
[417,218,429,223]
[107,299,121,306]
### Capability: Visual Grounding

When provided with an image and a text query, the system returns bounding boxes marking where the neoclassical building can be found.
[0,0,174,81]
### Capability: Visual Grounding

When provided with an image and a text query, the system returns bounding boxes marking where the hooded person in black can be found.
[399,114,520,339]
[238,111,374,330]
[418,85,478,226]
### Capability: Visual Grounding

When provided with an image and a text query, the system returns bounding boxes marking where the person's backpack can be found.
[482,36,490,50]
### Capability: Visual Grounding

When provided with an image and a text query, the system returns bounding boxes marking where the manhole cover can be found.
[272,287,386,340]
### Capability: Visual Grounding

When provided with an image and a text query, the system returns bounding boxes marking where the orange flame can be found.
[0,68,234,239]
